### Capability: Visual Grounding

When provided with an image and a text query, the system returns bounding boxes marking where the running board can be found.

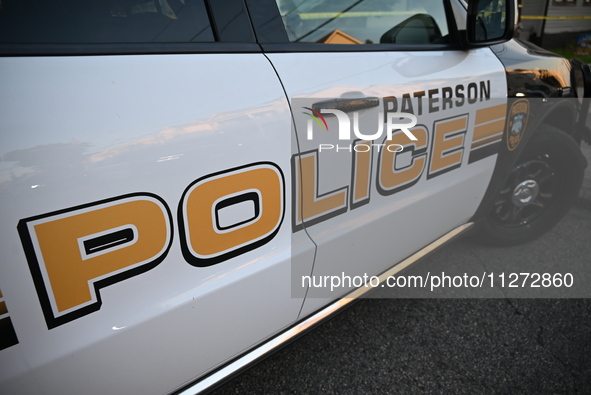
[173,222,474,395]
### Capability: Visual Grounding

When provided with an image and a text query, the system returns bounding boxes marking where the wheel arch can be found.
[537,100,578,142]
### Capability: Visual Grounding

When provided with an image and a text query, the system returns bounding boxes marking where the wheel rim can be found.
[490,155,557,228]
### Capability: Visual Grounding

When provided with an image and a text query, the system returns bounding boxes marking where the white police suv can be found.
[0,0,589,393]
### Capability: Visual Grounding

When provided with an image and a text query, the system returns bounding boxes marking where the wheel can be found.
[477,125,587,245]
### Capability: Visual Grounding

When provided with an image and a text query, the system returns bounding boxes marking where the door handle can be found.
[312,97,379,114]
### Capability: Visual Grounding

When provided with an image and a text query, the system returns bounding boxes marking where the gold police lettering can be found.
[383,80,491,119]
[293,102,507,232]
[18,162,285,329]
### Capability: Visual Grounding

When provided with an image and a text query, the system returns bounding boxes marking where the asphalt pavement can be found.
[212,217,591,394]
[211,119,591,394]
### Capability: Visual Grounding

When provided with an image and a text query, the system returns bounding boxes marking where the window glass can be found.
[275,0,449,44]
[0,0,214,44]
[552,0,576,5]
[473,0,509,41]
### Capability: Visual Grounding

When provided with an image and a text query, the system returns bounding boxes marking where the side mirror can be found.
[380,14,443,45]
[465,0,516,47]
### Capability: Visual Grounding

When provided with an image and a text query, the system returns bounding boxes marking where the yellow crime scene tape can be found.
[292,11,591,20]
[295,11,415,20]
[522,15,591,19]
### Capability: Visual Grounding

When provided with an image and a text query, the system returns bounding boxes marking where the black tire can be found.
[477,125,587,246]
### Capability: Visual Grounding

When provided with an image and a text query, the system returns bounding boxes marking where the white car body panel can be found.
[0,0,533,392]
[266,49,508,313]
[0,54,315,394]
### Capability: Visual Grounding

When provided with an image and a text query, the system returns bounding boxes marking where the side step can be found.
[173,222,474,395]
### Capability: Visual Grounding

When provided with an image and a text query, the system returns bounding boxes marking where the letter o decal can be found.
[178,162,285,266]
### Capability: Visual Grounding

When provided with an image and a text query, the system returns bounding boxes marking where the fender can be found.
[471,38,587,222]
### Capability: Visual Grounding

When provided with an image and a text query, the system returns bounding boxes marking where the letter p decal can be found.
[18,194,173,329]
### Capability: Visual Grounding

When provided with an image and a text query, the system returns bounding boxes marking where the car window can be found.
[472,0,510,41]
[275,0,450,44]
[0,0,214,44]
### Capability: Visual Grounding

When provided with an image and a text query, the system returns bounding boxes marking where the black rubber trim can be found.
[244,0,289,43]
[260,42,459,53]
[206,0,256,43]
[0,42,262,56]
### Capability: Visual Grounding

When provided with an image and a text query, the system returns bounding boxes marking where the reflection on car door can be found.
[0,3,316,390]
[263,0,509,313]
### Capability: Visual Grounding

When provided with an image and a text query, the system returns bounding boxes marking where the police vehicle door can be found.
[250,0,508,310]
[0,1,315,393]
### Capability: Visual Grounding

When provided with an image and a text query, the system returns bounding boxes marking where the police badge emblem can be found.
[506,99,529,151]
